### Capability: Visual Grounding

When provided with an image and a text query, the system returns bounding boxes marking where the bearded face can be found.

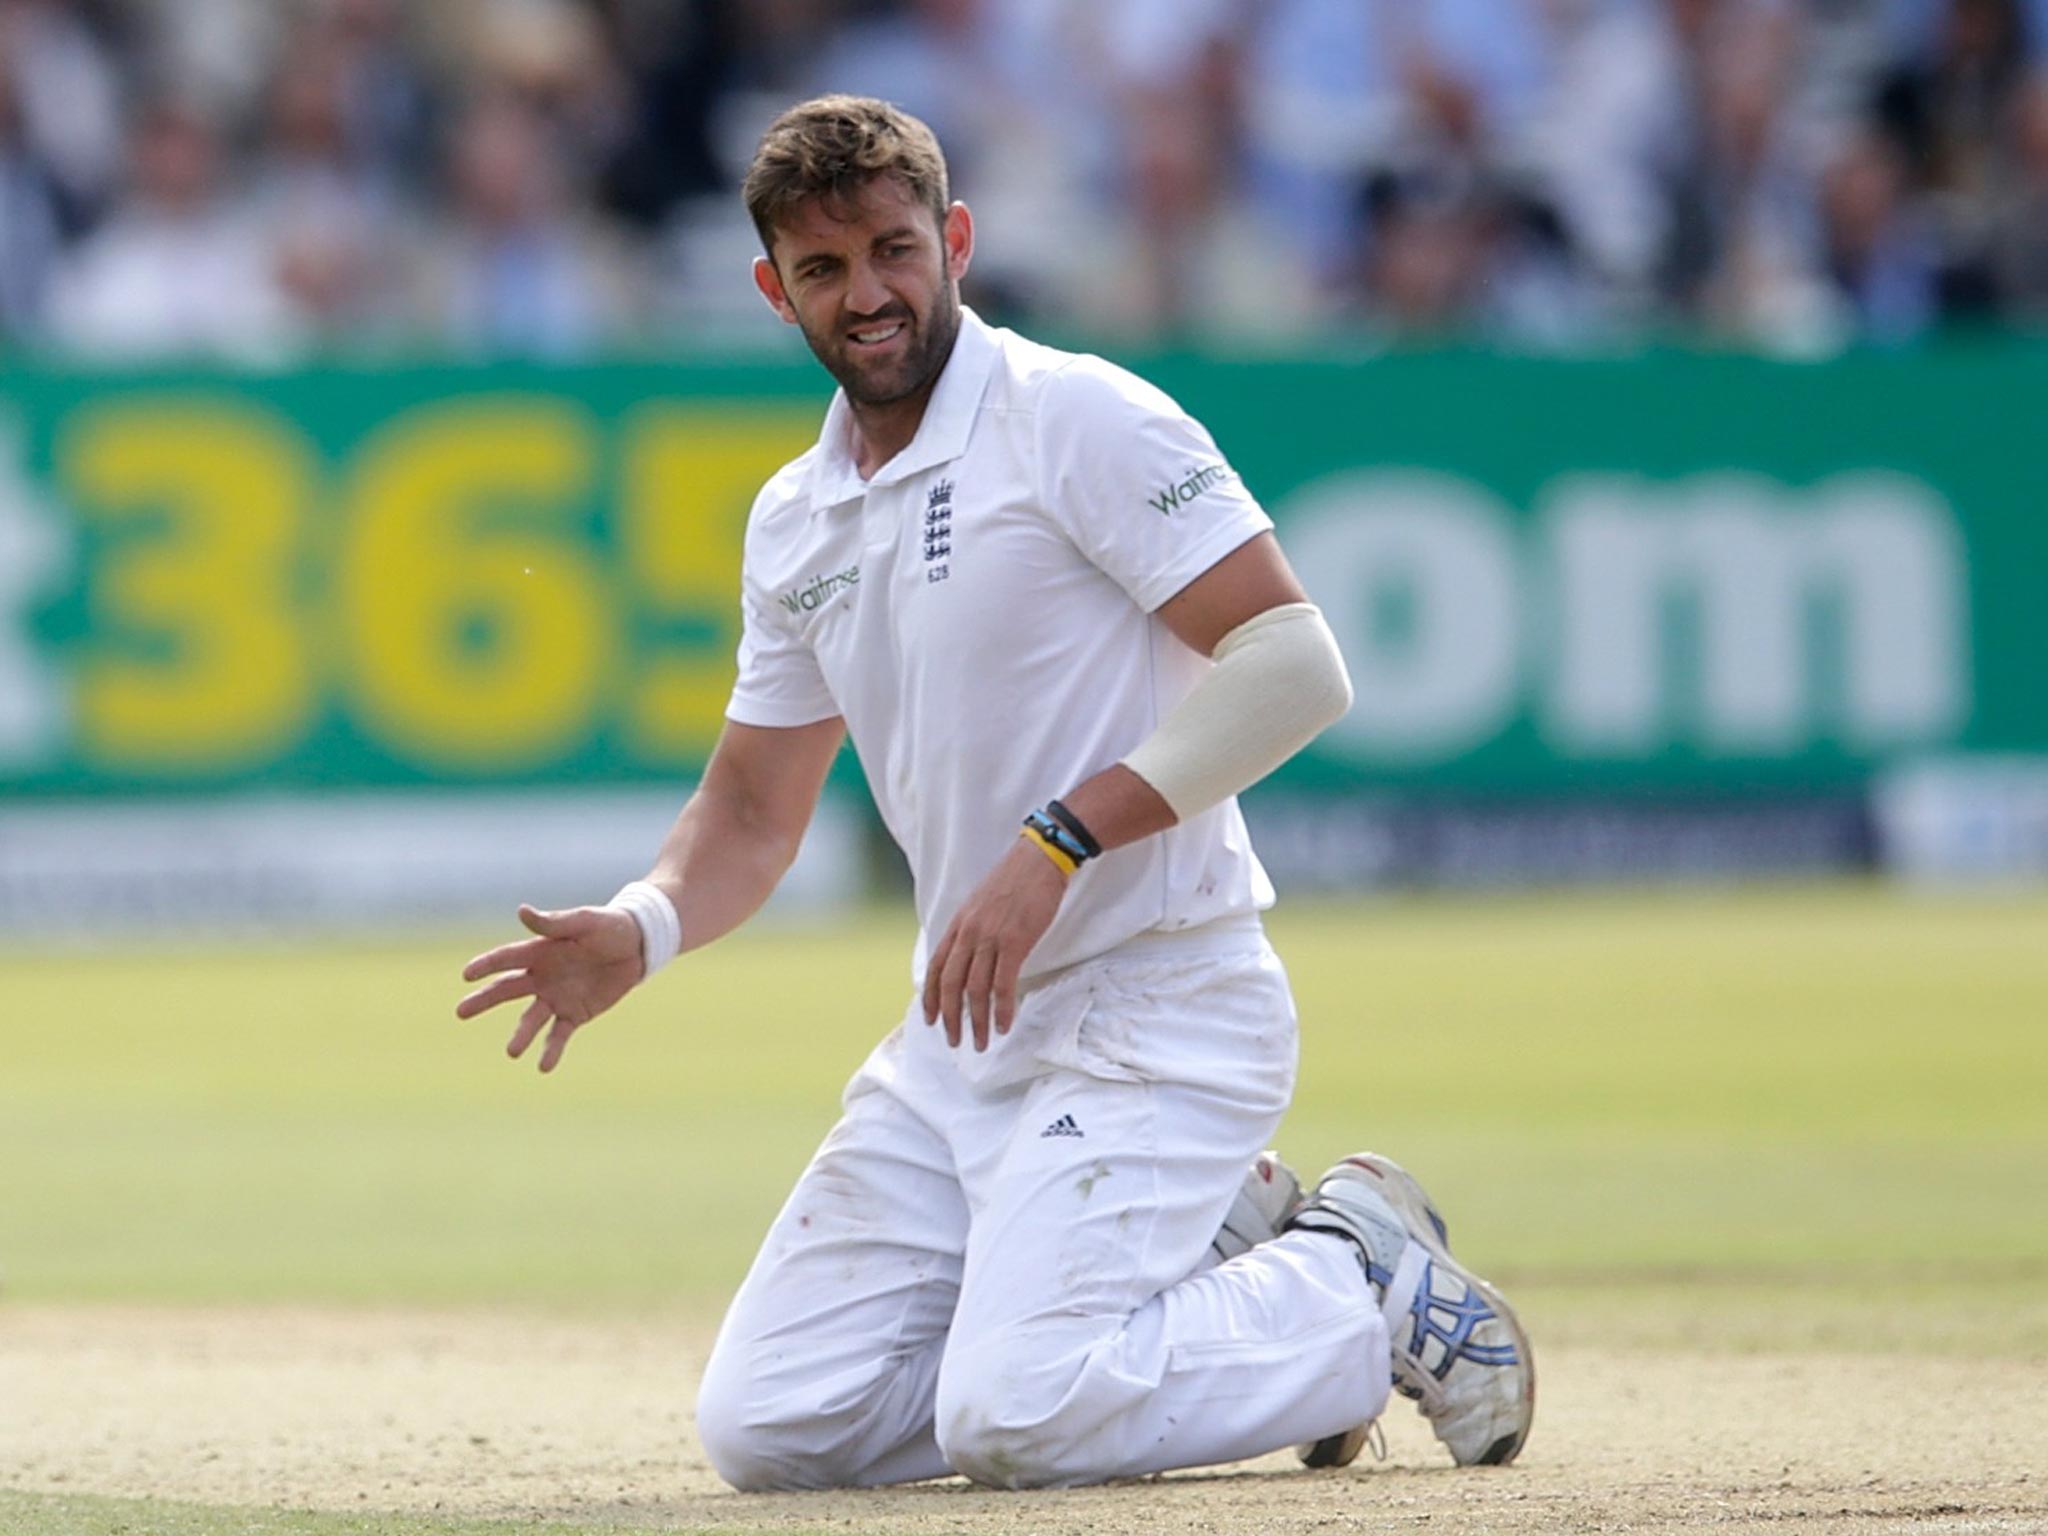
[759,175,968,411]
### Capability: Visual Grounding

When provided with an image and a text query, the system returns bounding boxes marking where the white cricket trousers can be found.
[695,920,1392,1490]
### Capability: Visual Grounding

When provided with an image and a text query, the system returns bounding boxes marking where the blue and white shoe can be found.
[1287,1153,1534,1468]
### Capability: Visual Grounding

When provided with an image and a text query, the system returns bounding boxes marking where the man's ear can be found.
[943,201,974,283]
[753,255,798,324]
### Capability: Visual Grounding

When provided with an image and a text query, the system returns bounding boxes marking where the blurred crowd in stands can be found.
[2,0,2046,362]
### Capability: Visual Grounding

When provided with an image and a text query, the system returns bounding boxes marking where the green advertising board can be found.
[3,345,2044,800]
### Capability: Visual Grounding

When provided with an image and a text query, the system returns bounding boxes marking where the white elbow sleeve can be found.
[1121,602,1353,821]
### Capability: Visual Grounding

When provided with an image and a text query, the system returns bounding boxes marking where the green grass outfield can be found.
[5,884,2047,1534]
[5,884,2044,1336]
[6,886,2047,1315]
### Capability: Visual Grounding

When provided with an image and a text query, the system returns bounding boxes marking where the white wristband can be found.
[607,880,681,981]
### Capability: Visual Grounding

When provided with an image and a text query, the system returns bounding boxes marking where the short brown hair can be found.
[743,95,950,256]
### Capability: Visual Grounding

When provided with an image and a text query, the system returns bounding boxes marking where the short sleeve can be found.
[725,567,840,728]
[1036,357,1275,613]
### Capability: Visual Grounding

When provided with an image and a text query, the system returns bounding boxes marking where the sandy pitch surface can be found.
[4,1307,2044,1534]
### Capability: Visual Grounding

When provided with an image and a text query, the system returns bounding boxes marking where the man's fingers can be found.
[463,935,547,983]
[456,971,536,1020]
[992,951,1023,1038]
[518,904,570,938]
[923,926,956,1026]
[939,933,975,1048]
[507,996,551,1059]
[965,942,997,1053]
[538,1015,578,1074]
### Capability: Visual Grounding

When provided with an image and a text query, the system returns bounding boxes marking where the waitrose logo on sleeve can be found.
[1147,462,1238,516]
[780,565,861,615]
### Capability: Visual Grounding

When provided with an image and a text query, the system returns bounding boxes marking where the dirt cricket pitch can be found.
[6,1305,2044,1535]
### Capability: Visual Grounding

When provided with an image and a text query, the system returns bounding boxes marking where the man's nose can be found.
[844,259,892,317]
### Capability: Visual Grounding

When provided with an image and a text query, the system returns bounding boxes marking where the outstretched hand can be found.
[922,837,1069,1052]
[457,904,644,1072]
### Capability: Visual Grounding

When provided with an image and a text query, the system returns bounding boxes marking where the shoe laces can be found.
[1363,1419,1389,1463]
[1376,1248,1514,1422]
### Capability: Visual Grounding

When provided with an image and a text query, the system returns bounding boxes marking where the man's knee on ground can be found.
[695,1350,794,1491]
[695,1345,871,1491]
[934,1331,1106,1490]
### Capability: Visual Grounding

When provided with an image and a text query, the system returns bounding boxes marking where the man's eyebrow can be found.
[871,226,919,247]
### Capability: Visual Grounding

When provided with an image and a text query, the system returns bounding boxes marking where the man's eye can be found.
[882,244,911,259]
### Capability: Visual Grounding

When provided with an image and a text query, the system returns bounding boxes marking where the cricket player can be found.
[459,95,1533,1490]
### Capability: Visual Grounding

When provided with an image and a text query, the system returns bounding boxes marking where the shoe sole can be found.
[1299,1421,1369,1469]
[1345,1153,1535,1466]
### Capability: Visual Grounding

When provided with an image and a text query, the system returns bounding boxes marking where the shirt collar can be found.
[805,306,1000,510]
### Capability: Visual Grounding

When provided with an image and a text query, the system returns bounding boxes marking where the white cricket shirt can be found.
[726,308,1277,985]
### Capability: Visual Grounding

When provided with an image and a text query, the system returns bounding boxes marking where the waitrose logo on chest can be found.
[781,565,861,615]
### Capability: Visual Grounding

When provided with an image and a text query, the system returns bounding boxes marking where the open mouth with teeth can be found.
[845,320,908,350]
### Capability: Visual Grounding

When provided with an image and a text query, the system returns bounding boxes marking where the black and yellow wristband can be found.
[1021,807,1092,876]
[1020,822,1081,876]
[1045,799,1103,860]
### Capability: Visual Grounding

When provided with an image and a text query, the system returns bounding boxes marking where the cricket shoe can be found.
[1286,1153,1534,1468]
[1207,1150,1304,1264]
